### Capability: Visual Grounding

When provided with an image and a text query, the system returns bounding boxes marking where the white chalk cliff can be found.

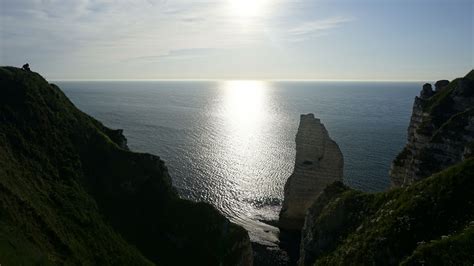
[279,114,344,230]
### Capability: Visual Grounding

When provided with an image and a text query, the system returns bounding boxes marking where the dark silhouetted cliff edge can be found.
[0,67,252,265]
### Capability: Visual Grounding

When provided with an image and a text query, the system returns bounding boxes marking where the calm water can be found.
[59,80,420,245]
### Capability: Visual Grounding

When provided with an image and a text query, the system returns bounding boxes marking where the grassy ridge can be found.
[0,67,250,265]
[301,158,474,265]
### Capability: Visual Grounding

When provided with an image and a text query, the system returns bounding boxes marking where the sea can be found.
[58,80,421,245]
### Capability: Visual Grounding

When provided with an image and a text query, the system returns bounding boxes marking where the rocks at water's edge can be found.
[0,67,252,265]
[279,114,344,231]
[390,69,474,186]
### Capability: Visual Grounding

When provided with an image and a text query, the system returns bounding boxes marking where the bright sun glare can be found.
[222,80,267,126]
[228,0,270,18]
[221,80,268,154]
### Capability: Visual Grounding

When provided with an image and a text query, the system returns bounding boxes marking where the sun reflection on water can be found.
[216,80,281,245]
[220,80,268,161]
[221,80,267,132]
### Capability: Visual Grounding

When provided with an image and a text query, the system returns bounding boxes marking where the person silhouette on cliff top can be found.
[22,63,31,72]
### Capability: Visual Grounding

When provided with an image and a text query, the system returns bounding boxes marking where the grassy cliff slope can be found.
[0,67,252,265]
[299,158,474,265]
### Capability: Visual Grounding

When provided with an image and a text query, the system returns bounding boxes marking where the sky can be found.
[0,0,473,80]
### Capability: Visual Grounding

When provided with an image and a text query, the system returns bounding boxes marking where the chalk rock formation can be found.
[390,70,474,187]
[293,71,474,266]
[279,114,343,230]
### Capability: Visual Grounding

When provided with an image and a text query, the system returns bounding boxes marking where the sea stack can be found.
[279,114,344,231]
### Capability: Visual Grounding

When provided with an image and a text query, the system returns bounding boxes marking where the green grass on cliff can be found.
[401,224,474,265]
[431,108,474,143]
[302,158,474,266]
[0,67,150,265]
[423,69,473,117]
[0,67,250,265]
[393,69,473,181]
[422,78,459,114]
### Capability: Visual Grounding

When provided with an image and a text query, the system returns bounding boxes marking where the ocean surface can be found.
[59,80,420,245]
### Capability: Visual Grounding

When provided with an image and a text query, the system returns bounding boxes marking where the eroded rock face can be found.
[279,114,343,231]
[390,71,474,187]
[420,83,434,98]
[435,79,449,91]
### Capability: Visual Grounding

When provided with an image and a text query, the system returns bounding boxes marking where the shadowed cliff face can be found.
[390,70,474,186]
[279,114,343,231]
[0,67,252,265]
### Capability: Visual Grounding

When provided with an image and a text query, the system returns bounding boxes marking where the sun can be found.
[228,0,269,18]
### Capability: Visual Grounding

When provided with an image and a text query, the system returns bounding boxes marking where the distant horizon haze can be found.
[47,77,464,83]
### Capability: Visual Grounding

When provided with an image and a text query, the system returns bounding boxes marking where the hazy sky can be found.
[1,0,473,80]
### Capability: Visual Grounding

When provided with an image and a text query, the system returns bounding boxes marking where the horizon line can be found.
[49,78,428,83]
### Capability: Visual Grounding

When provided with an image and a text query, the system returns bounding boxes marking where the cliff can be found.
[0,67,252,265]
[299,158,474,265]
[390,70,474,186]
[279,114,343,231]
[297,70,474,265]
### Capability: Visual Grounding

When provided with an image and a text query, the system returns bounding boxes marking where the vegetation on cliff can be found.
[300,158,474,265]
[390,70,474,186]
[0,67,251,265]
[299,70,474,265]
